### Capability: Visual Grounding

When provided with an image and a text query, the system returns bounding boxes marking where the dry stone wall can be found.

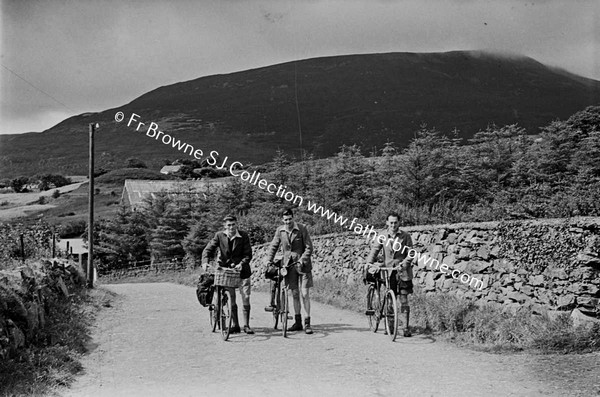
[0,259,85,360]
[250,217,600,318]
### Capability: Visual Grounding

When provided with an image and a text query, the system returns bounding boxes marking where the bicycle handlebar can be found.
[204,265,241,273]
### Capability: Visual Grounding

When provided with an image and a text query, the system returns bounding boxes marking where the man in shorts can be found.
[265,208,314,334]
[364,212,414,337]
[202,215,254,334]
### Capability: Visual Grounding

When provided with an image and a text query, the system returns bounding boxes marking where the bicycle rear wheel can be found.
[272,280,280,330]
[211,287,220,332]
[366,284,380,332]
[384,290,399,342]
[281,287,289,337]
[220,289,233,341]
[209,287,217,332]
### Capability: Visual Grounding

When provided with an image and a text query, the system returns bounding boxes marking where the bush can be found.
[0,221,55,265]
[52,189,61,199]
[58,220,87,238]
[125,158,147,169]
[10,177,29,193]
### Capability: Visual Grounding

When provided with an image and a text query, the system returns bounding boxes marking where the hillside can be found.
[2,50,600,178]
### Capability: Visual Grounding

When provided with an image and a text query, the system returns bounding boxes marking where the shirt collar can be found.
[284,222,299,233]
[387,228,403,239]
[224,229,242,239]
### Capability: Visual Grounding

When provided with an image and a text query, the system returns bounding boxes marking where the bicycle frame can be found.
[270,261,298,337]
[206,265,239,341]
[365,266,400,341]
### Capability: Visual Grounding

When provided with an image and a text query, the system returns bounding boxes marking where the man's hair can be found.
[282,208,294,217]
[386,212,400,221]
[223,214,237,222]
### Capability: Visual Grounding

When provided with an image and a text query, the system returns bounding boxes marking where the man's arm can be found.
[299,224,313,264]
[399,234,414,268]
[365,240,383,271]
[201,232,220,268]
[238,232,252,266]
[265,228,281,263]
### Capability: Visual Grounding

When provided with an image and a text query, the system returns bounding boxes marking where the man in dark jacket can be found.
[265,208,314,334]
[202,214,254,334]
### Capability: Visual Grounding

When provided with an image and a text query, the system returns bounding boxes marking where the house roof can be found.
[160,165,183,174]
[121,178,231,208]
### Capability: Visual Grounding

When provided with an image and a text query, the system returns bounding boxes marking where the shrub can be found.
[58,220,87,238]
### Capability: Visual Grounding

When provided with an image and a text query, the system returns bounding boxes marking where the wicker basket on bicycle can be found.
[214,267,242,288]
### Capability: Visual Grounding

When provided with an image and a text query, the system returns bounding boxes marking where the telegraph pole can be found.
[87,123,99,288]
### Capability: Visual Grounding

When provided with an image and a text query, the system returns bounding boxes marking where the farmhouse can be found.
[121,178,231,209]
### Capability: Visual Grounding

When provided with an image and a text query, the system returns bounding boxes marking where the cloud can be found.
[1,0,598,135]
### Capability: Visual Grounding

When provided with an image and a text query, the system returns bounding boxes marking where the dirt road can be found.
[61,283,598,397]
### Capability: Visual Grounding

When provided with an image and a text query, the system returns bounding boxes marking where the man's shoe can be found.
[229,325,241,334]
[243,325,255,334]
[287,322,303,332]
[403,328,412,337]
[264,305,275,312]
[304,317,313,334]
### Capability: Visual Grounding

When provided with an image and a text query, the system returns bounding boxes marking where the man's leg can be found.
[264,281,277,312]
[228,287,241,333]
[240,278,254,334]
[301,287,313,334]
[399,293,411,337]
[287,268,303,331]
[301,272,314,334]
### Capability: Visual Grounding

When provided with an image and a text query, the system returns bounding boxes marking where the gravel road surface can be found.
[61,283,599,397]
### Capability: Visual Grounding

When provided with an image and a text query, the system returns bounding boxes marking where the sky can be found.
[1,0,599,135]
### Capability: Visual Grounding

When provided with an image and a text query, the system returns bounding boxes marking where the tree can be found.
[125,157,147,169]
[149,204,190,261]
[95,206,149,268]
[10,177,28,193]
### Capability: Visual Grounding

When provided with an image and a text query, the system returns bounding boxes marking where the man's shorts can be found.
[366,269,413,295]
[285,266,313,290]
[397,279,414,295]
[220,278,251,305]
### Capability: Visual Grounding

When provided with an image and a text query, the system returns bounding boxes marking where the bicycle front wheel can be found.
[220,289,233,341]
[366,284,380,332]
[272,280,280,330]
[281,287,289,337]
[384,290,399,342]
[211,288,219,332]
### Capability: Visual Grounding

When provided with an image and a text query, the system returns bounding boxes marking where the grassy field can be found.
[0,181,123,227]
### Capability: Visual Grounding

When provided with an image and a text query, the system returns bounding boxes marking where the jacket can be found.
[202,230,253,279]
[366,229,414,281]
[266,222,313,272]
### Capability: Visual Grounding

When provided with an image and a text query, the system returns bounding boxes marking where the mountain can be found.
[2,50,600,178]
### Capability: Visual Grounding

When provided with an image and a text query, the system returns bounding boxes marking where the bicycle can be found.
[207,265,241,341]
[266,260,298,337]
[365,266,399,341]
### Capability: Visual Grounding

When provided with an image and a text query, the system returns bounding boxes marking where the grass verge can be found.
[0,288,115,397]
